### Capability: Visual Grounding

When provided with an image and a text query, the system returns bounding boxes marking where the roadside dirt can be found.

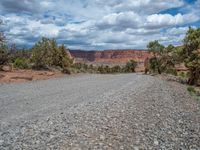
[0,69,64,84]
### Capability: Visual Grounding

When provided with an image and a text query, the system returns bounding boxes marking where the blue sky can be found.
[0,0,200,50]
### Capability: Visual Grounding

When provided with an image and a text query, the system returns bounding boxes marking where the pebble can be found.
[154,139,159,146]
[0,140,4,146]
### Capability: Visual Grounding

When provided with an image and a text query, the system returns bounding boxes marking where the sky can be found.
[0,0,200,50]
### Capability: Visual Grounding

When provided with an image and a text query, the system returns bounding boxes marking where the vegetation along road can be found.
[0,74,200,149]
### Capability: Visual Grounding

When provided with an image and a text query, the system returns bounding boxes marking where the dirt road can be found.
[0,74,199,149]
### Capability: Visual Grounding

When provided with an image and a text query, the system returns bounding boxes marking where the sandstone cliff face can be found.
[69,50,151,65]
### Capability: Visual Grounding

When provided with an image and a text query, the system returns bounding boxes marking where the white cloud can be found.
[196,0,200,7]
[146,13,183,28]
[113,0,184,14]
[145,13,199,28]
[0,0,199,49]
[97,12,141,30]
[167,27,188,35]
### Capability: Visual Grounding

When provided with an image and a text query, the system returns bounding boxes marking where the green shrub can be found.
[31,38,72,70]
[0,44,8,70]
[73,63,82,70]
[62,67,72,74]
[111,65,121,73]
[63,67,86,74]
[179,72,186,78]
[14,58,28,69]
[182,28,200,85]
[187,86,196,94]
[165,69,177,76]
[97,65,105,74]
[89,64,94,69]
[72,63,95,73]
[149,57,162,74]
[124,60,137,73]
[187,86,200,100]
[0,21,8,70]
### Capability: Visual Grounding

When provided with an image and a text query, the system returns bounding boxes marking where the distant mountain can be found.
[69,49,151,66]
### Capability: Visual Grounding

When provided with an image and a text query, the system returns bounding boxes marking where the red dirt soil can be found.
[0,69,64,84]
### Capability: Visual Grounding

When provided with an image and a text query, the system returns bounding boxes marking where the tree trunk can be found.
[0,65,3,71]
[145,68,148,74]
[158,67,161,74]
[188,69,200,85]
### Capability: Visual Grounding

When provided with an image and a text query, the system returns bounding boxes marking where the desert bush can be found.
[62,67,72,74]
[9,47,32,63]
[96,62,137,74]
[72,63,94,73]
[111,65,121,73]
[31,38,73,70]
[82,63,88,70]
[182,27,200,85]
[89,64,94,69]
[0,44,8,70]
[147,41,177,74]
[98,65,117,74]
[124,60,137,73]
[165,69,177,76]
[187,86,196,94]
[13,58,29,69]
[63,67,88,74]
[0,20,5,44]
[57,44,73,69]
[104,65,111,73]
[97,65,105,74]
[178,72,188,78]
[0,20,8,70]
[72,63,83,70]
[146,28,200,86]
[147,41,165,74]
[187,86,200,100]
[149,57,160,74]
[179,72,185,78]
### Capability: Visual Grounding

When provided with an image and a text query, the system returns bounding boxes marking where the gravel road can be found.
[0,74,200,149]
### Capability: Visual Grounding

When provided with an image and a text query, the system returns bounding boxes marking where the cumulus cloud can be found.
[0,0,48,13]
[96,12,141,30]
[196,0,200,7]
[0,0,199,49]
[167,27,189,35]
[145,13,199,28]
[113,0,184,14]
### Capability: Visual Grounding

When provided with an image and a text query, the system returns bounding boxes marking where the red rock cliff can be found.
[69,50,151,65]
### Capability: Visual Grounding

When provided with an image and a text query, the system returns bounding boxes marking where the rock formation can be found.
[69,50,151,65]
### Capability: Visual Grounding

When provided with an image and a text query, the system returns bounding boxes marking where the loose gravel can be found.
[0,73,200,149]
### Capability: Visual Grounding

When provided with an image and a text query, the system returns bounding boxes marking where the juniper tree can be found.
[147,40,164,74]
[147,41,176,74]
[31,38,72,70]
[183,27,200,85]
[125,60,137,73]
[0,20,8,70]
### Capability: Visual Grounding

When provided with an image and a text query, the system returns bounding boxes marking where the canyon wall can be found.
[69,50,151,65]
